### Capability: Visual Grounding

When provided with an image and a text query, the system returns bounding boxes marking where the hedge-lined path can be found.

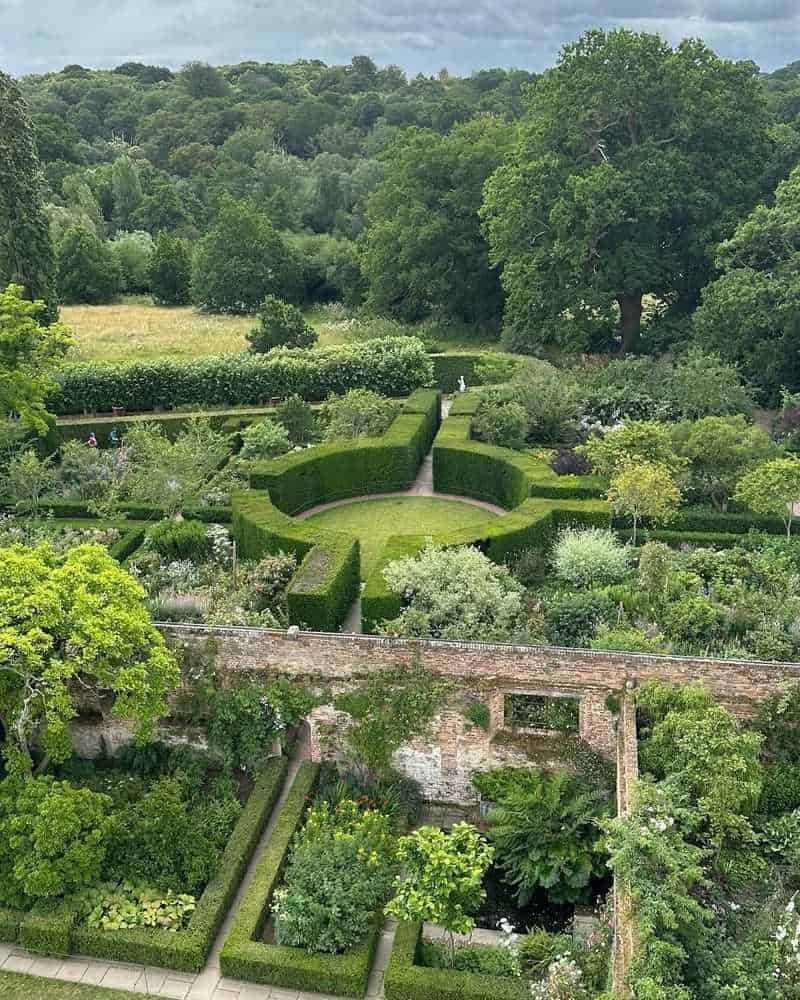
[0,733,398,1000]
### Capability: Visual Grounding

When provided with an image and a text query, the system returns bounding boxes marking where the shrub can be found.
[50,337,434,415]
[248,552,298,609]
[550,449,591,476]
[110,230,153,294]
[545,591,615,647]
[104,778,220,895]
[481,769,609,905]
[273,800,396,954]
[473,399,529,450]
[758,764,800,816]
[661,595,723,645]
[419,940,521,978]
[147,519,210,562]
[0,777,112,907]
[247,296,318,353]
[552,527,631,589]
[509,360,583,444]
[323,389,398,441]
[276,394,318,445]
[239,418,292,460]
[518,927,573,977]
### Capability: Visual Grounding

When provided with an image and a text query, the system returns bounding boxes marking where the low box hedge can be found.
[2,757,288,971]
[384,922,529,1000]
[221,760,382,997]
[49,338,434,416]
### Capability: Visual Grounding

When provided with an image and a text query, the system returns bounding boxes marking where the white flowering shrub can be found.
[529,957,590,1000]
[552,527,631,589]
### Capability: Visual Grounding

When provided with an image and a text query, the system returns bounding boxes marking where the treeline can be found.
[5,35,800,400]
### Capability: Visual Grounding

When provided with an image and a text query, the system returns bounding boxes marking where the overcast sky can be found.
[2,0,799,79]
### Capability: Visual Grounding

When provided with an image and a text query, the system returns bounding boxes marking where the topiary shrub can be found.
[147,519,210,562]
[247,296,318,353]
[552,527,631,589]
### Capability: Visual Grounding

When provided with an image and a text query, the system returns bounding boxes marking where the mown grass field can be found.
[304,495,496,579]
[0,971,156,998]
[60,297,498,363]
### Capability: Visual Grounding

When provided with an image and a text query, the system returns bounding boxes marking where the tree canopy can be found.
[482,29,771,354]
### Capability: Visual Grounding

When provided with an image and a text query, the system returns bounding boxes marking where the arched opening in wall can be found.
[289,718,312,760]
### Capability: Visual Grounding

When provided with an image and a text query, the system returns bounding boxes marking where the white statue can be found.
[457,375,466,393]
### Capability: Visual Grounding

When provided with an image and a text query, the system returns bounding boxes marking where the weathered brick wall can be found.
[155,624,800,803]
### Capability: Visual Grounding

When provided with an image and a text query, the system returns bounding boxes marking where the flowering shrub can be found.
[529,956,590,1000]
[552,527,631,589]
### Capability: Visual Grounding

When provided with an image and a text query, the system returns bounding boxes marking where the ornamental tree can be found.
[606,461,681,545]
[734,456,800,536]
[482,29,770,354]
[0,283,72,432]
[671,415,778,511]
[386,823,494,963]
[0,542,180,773]
[0,70,57,321]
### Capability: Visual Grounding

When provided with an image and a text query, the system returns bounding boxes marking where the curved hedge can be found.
[49,338,434,416]
[233,390,440,630]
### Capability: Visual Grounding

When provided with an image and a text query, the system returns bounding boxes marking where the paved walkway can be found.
[0,742,397,1000]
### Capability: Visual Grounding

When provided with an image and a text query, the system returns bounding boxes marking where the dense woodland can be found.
[3,39,800,402]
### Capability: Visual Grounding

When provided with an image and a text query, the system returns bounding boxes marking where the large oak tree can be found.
[482,30,770,354]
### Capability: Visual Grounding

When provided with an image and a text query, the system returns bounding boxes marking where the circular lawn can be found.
[303,496,497,579]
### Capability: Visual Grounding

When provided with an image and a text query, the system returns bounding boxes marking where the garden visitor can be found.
[87,432,98,448]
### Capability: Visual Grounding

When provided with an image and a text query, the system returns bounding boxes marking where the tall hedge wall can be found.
[249,389,440,515]
[49,338,434,416]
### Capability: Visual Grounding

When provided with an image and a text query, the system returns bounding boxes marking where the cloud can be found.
[1,0,799,77]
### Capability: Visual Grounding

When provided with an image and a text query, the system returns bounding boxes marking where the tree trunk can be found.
[617,292,643,355]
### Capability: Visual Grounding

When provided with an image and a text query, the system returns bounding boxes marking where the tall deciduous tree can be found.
[148,231,191,305]
[0,542,180,773]
[363,116,513,324]
[0,70,57,321]
[693,164,800,402]
[482,30,770,354]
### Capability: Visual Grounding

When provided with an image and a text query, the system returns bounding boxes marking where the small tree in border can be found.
[734,456,800,538]
[606,461,681,546]
[386,822,494,965]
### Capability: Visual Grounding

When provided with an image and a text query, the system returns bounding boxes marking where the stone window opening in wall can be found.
[504,693,580,733]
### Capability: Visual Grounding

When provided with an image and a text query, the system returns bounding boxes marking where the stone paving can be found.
[0,742,397,1000]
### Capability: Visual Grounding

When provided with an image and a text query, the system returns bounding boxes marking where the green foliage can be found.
[473,399,528,450]
[518,927,573,977]
[754,685,800,763]
[335,661,448,780]
[503,695,580,732]
[544,590,615,647]
[479,769,609,904]
[483,29,769,353]
[276,394,318,445]
[6,450,58,515]
[239,418,292,459]
[146,519,210,561]
[0,70,57,320]
[247,296,318,353]
[104,777,222,896]
[734,456,800,535]
[379,542,529,642]
[607,461,681,545]
[148,231,192,306]
[50,337,434,415]
[552,526,630,588]
[82,883,195,932]
[581,421,683,478]
[109,231,153,294]
[0,283,72,432]
[759,763,800,816]
[465,702,490,731]
[419,939,520,978]
[273,799,396,953]
[0,542,179,771]
[207,679,314,773]
[671,415,778,511]
[0,777,112,906]
[56,225,122,304]
[694,163,800,402]
[363,117,512,324]
[323,388,398,441]
[386,824,494,946]
[191,199,299,313]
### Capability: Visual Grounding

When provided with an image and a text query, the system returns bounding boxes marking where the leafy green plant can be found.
[239,418,292,459]
[473,398,529,450]
[481,769,609,905]
[247,296,318,352]
[147,519,210,561]
[465,702,491,730]
[386,823,494,963]
[322,388,398,441]
[518,926,573,977]
[81,881,196,932]
[419,939,521,978]
[275,394,318,445]
[552,527,631,588]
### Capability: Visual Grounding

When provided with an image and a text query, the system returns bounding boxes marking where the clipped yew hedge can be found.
[384,922,530,1000]
[3,758,289,971]
[361,534,427,633]
[49,338,434,416]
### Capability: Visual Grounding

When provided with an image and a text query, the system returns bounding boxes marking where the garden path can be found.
[0,736,398,1000]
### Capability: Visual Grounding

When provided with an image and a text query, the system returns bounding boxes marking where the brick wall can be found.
[156,624,800,803]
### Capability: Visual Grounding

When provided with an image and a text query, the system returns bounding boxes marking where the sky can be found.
[2,0,799,79]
